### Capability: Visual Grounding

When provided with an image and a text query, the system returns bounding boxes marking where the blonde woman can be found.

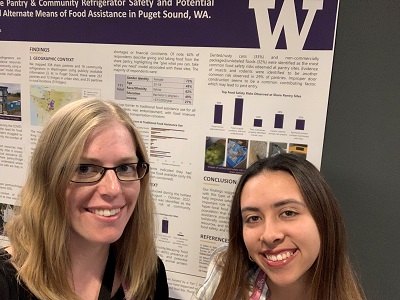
[0,99,168,299]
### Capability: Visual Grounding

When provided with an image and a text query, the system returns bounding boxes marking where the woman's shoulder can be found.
[194,244,228,300]
[154,256,169,299]
[0,247,11,256]
[211,244,228,259]
[0,247,21,299]
[208,244,228,272]
[156,255,167,281]
[0,247,15,273]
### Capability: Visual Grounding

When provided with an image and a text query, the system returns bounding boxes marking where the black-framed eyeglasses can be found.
[70,162,149,183]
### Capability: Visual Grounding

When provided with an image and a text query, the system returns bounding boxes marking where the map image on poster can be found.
[30,85,101,126]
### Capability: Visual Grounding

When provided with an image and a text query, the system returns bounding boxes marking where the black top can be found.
[0,248,169,299]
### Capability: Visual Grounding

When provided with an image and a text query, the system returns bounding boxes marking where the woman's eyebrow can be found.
[241,206,260,214]
[78,156,139,164]
[241,199,305,214]
[272,199,306,209]
[77,157,102,164]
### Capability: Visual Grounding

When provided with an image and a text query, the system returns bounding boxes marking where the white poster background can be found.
[0,1,340,298]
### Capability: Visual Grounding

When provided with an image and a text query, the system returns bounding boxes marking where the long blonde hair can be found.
[5,98,158,299]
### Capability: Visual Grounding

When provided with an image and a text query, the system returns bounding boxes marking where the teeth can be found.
[88,208,120,217]
[266,251,293,262]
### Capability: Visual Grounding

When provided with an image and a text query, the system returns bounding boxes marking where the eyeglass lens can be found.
[71,162,149,183]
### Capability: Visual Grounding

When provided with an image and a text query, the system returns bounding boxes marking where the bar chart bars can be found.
[150,127,188,159]
[162,219,169,233]
[295,119,305,130]
[233,98,243,126]
[274,113,284,129]
[214,104,223,124]
[212,98,306,131]
[254,118,263,127]
[213,98,244,126]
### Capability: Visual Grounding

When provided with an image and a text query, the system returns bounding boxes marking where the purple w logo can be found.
[249,0,325,50]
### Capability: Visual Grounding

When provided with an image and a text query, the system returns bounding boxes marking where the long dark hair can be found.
[212,154,365,300]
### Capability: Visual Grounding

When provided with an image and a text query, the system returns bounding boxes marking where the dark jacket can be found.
[0,248,169,299]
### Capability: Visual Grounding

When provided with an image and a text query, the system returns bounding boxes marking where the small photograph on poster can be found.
[269,142,288,157]
[0,83,21,121]
[226,139,248,170]
[204,137,251,175]
[288,143,308,159]
[248,140,269,166]
[204,137,226,168]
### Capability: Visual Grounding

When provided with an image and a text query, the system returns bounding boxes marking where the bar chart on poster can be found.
[212,98,307,132]
[150,127,189,162]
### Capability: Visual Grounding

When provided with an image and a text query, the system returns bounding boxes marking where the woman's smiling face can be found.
[65,120,140,248]
[241,170,320,291]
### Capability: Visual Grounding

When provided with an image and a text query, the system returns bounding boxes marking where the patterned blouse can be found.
[194,245,269,300]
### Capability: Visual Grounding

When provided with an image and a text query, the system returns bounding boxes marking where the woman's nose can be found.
[260,220,285,245]
[97,169,122,197]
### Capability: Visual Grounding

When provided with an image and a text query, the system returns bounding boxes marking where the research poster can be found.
[0,0,340,298]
